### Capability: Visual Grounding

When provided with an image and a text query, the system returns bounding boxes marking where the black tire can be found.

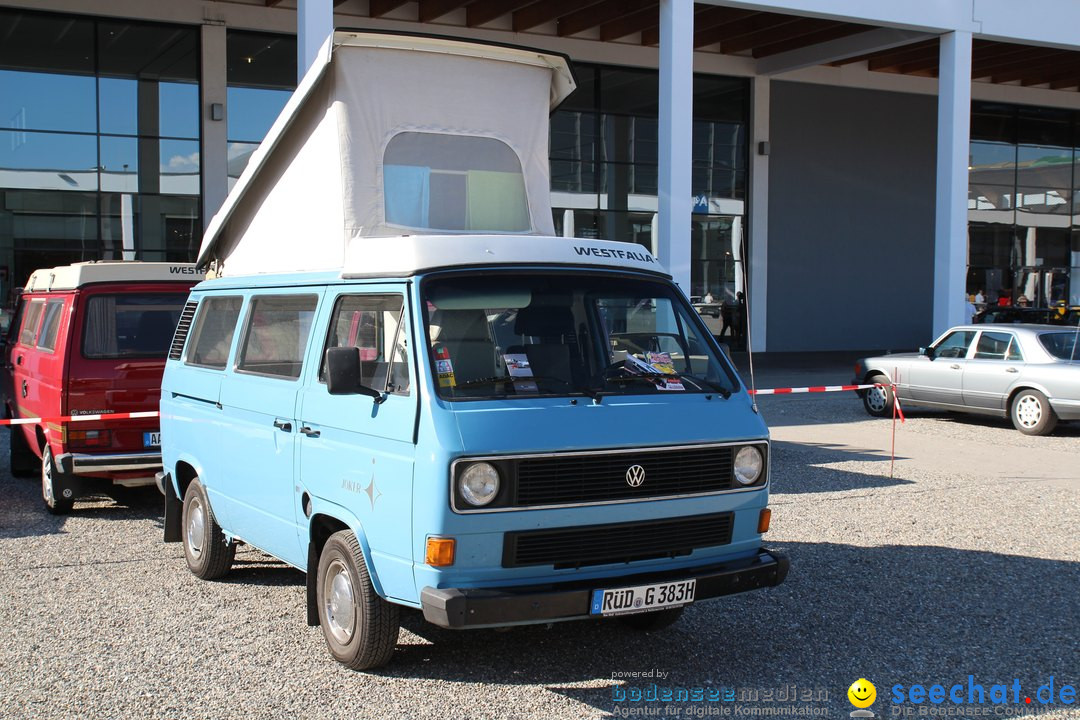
[41,445,74,515]
[1010,389,1058,436]
[316,530,400,670]
[9,426,37,478]
[862,374,894,418]
[181,479,235,580]
[618,606,685,631]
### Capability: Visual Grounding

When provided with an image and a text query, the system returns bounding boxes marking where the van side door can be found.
[296,287,418,603]
[217,290,321,567]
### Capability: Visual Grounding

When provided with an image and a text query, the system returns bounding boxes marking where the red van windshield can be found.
[81,293,188,359]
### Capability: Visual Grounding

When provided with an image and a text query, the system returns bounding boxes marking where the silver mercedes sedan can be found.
[854,324,1080,435]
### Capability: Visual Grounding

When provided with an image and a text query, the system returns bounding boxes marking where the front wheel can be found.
[181,479,235,580]
[41,445,74,515]
[316,530,400,670]
[1010,389,1058,436]
[862,375,894,418]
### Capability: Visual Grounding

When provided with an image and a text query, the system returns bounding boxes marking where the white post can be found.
[748,75,770,351]
[933,30,972,336]
[200,23,228,230]
[657,0,693,293]
[298,0,334,82]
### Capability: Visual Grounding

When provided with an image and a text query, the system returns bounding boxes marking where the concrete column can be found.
[933,30,972,337]
[298,0,333,81]
[200,23,228,231]
[657,0,693,292]
[748,75,770,352]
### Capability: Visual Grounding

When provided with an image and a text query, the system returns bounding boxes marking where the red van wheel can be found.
[41,446,74,515]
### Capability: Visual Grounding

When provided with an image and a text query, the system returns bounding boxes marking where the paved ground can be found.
[0,365,1077,720]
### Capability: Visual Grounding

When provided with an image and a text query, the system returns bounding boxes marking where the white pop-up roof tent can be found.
[198,31,576,276]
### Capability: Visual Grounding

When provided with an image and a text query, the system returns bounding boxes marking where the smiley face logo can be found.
[848,679,877,709]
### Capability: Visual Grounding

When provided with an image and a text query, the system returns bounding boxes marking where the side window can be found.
[186,296,243,369]
[973,331,1011,360]
[237,295,318,379]
[321,295,410,394]
[1006,337,1024,362]
[934,330,975,359]
[36,300,65,352]
[18,299,45,346]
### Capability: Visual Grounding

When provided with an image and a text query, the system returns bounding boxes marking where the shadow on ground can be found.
[370,542,1077,719]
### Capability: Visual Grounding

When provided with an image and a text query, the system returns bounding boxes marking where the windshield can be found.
[422,272,739,400]
[1039,331,1080,361]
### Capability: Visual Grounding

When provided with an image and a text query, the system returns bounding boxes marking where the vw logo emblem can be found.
[625,464,646,487]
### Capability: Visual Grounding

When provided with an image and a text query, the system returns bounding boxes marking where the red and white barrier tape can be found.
[0,411,159,427]
[748,383,878,396]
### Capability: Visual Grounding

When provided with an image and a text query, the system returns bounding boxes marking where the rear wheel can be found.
[316,530,400,670]
[41,445,74,515]
[618,606,685,631]
[862,374,894,418]
[1010,389,1058,436]
[181,479,235,580]
[9,426,37,478]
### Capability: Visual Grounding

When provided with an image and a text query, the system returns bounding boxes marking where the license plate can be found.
[590,578,697,616]
[143,432,161,448]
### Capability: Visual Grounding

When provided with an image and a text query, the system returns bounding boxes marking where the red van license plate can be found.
[143,432,161,448]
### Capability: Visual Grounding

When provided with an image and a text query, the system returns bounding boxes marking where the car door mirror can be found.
[325,347,383,400]
[920,346,934,358]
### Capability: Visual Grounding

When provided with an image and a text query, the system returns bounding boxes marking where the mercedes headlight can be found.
[734,446,764,486]
[459,462,501,506]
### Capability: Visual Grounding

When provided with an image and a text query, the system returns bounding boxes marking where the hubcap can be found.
[186,499,205,557]
[866,387,888,412]
[1016,395,1042,428]
[324,559,356,644]
[41,449,54,504]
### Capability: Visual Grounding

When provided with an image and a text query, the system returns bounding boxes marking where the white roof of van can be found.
[197,31,576,277]
[24,262,204,292]
[339,235,668,278]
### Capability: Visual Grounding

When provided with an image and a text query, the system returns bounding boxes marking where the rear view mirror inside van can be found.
[325,347,383,400]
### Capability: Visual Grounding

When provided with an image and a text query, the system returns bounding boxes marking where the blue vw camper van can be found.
[158,32,786,670]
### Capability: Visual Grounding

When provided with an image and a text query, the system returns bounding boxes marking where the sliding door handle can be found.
[273,419,292,432]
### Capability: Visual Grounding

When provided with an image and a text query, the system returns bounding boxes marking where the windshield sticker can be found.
[434,345,456,388]
[504,353,538,393]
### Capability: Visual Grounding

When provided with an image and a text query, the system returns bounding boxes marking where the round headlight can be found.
[459,462,500,506]
[734,446,764,486]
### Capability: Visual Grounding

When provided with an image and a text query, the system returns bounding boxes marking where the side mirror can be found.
[920,346,935,359]
[325,347,383,400]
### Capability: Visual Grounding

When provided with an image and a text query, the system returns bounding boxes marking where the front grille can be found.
[503,512,734,569]
[513,446,736,507]
[168,301,199,361]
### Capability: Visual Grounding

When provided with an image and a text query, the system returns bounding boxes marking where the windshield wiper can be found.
[455,375,599,400]
[677,373,732,398]
[596,366,731,398]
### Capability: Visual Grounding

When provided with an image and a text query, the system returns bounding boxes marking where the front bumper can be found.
[57,451,162,477]
[420,549,788,629]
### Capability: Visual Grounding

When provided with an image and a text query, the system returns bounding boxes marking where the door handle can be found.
[949,364,961,370]
[300,426,321,438]
[1006,367,1019,373]
[15,355,22,366]
[273,419,292,432]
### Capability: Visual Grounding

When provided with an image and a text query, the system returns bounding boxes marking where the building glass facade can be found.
[550,64,749,301]
[0,8,200,310]
[968,101,1080,307]
[225,30,296,189]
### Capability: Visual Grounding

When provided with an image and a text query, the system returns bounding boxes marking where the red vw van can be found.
[3,262,201,513]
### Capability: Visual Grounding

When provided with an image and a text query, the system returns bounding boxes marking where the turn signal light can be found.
[425,537,456,567]
[757,508,772,534]
[68,429,111,448]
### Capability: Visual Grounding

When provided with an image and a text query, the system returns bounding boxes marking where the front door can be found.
[217,290,321,567]
[297,287,418,602]
[906,329,975,405]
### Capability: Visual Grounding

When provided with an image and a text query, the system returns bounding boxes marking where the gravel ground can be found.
[0,372,1077,720]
